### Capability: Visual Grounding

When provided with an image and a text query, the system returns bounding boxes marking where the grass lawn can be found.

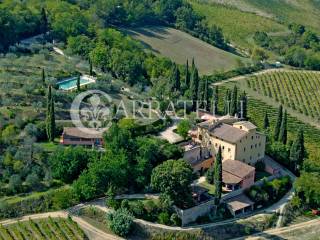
[124,26,249,75]
[199,180,216,195]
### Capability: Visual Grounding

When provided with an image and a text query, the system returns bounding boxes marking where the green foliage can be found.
[49,146,91,184]
[106,208,133,237]
[158,212,171,225]
[177,120,191,139]
[151,160,193,208]
[247,176,291,206]
[294,172,320,208]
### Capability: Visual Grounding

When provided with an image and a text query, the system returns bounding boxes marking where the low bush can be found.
[106,208,134,237]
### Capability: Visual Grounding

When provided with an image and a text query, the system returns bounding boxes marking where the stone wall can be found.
[174,199,217,226]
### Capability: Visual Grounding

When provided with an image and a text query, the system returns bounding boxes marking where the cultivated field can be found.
[0,217,86,240]
[245,70,320,121]
[124,26,248,75]
[190,0,287,49]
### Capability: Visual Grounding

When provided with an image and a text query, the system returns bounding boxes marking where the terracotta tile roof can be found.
[222,171,242,184]
[233,121,257,130]
[63,127,104,139]
[209,123,248,143]
[223,159,255,179]
[226,194,254,212]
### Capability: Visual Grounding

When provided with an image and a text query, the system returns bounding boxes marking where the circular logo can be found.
[70,90,113,135]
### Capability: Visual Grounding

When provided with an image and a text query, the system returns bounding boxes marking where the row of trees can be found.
[264,105,306,173]
[223,86,248,119]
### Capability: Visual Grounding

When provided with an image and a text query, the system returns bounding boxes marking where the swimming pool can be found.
[58,76,95,90]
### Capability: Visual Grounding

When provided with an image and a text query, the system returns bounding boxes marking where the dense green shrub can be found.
[158,212,171,225]
[106,208,134,237]
[246,176,291,207]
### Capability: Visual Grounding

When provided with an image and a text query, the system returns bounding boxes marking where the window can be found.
[255,144,257,148]
[222,146,225,150]
[244,147,246,152]
[215,143,218,147]
[240,140,242,143]
[250,156,252,160]
[251,136,254,140]
[259,143,261,146]
[240,126,243,129]
[251,145,253,149]
[228,148,231,152]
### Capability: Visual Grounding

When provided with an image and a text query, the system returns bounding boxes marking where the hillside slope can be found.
[190,0,287,50]
[124,26,249,75]
[198,0,320,32]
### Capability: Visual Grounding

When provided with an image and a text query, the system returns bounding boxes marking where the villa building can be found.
[60,127,104,147]
[195,120,266,166]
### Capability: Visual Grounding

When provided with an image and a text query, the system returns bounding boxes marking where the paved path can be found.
[212,68,279,87]
[158,120,183,143]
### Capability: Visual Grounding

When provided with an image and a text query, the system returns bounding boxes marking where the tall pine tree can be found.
[239,91,247,119]
[190,59,199,111]
[89,59,93,76]
[214,146,222,202]
[230,85,238,116]
[274,105,283,141]
[46,85,55,142]
[212,86,219,115]
[224,89,231,115]
[77,74,81,92]
[40,8,48,34]
[279,110,288,144]
[263,111,270,130]
[289,128,306,173]
[185,60,190,88]
[41,68,45,85]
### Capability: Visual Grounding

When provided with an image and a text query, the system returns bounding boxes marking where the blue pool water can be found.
[58,77,92,90]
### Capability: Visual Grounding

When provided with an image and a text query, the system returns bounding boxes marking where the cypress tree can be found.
[41,68,45,85]
[204,77,211,111]
[279,110,288,144]
[77,74,81,91]
[239,91,247,119]
[174,65,180,91]
[190,59,199,111]
[46,85,55,142]
[89,59,93,76]
[49,94,56,142]
[169,64,180,92]
[290,128,306,172]
[198,77,205,108]
[230,85,238,116]
[214,146,222,202]
[40,8,48,34]
[185,60,190,88]
[274,105,283,141]
[224,89,231,115]
[263,111,270,129]
[212,86,218,115]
